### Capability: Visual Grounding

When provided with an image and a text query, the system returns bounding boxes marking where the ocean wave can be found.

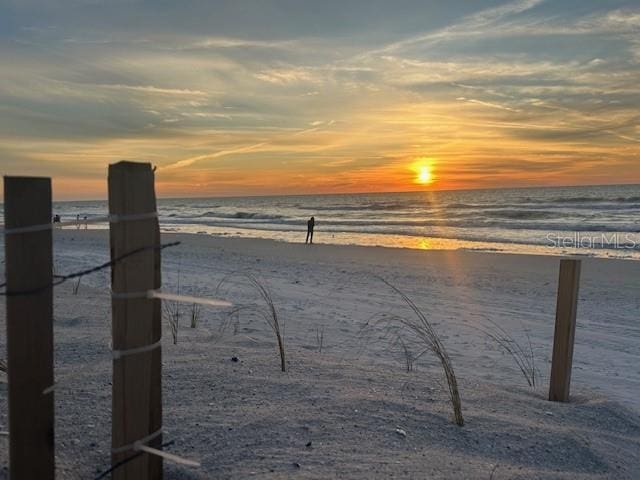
[321,222,640,234]
[235,211,284,220]
[189,211,285,220]
[161,214,640,234]
[445,202,640,211]
[300,202,411,212]
[444,203,481,209]
[539,196,640,204]
[484,210,558,220]
[166,210,221,219]
[161,203,220,210]
[160,221,640,251]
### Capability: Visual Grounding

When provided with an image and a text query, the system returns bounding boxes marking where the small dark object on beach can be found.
[305,441,312,448]
[231,356,239,362]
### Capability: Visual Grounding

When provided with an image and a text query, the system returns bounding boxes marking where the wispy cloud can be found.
[95,84,208,96]
[361,0,548,56]
[457,97,521,113]
[159,142,269,171]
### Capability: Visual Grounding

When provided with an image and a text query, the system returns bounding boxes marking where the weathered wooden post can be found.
[109,162,163,479]
[4,176,55,479]
[549,258,581,402]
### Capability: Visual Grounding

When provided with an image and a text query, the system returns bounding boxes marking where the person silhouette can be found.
[306,216,315,244]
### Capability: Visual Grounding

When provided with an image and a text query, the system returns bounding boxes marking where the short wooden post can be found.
[109,162,163,479]
[4,177,55,479]
[549,259,581,402]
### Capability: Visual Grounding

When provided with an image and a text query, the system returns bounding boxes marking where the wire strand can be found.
[0,241,181,296]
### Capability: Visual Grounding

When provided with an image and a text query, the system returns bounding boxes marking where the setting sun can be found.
[418,166,432,184]
[412,159,434,186]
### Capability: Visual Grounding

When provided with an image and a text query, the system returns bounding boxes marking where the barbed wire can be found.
[0,241,181,297]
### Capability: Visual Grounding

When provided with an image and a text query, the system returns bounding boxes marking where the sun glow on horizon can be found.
[412,159,435,186]
[418,166,432,184]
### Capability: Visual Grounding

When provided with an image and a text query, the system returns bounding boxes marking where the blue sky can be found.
[1,0,639,198]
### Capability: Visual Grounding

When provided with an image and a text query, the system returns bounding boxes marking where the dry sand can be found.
[1,230,639,479]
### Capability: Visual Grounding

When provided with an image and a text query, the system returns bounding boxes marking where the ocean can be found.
[19,184,640,259]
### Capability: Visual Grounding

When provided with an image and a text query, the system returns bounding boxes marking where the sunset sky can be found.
[1,0,639,200]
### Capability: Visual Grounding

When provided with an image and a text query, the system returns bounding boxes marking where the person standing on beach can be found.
[306,216,315,244]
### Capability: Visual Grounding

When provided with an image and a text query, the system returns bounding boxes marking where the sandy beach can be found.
[1,230,639,479]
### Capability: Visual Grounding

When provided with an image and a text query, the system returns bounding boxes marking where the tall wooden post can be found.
[549,259,581,402]
[4,177,55,479]
[109,162,163,479]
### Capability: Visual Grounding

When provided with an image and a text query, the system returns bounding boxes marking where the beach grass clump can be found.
[217,273,286,372]
[399,338,413,372]
[190,302,202,328]
[164,261,182,344]
[163,298,180,344]
[393,336,428,373]
[479,319,536,388]
[368,278,464,426]
[315,325,325,353]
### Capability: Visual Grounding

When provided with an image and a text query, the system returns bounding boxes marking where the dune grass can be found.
[315,325,325,353]
[217,273,286,372]
[190,302,202,329]
[163,298,180,345]
[163,258,182,344]
[367,278,464,426]
[478,319,537,388]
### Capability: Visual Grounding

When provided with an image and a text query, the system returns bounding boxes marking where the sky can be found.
[1,0,639,200]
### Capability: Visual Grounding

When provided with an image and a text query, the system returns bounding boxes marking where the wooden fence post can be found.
[109,162,163,479]
[4,177,55,479]
[549,258,581,402]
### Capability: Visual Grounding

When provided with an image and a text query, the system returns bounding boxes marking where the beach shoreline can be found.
[52,225,640,261]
